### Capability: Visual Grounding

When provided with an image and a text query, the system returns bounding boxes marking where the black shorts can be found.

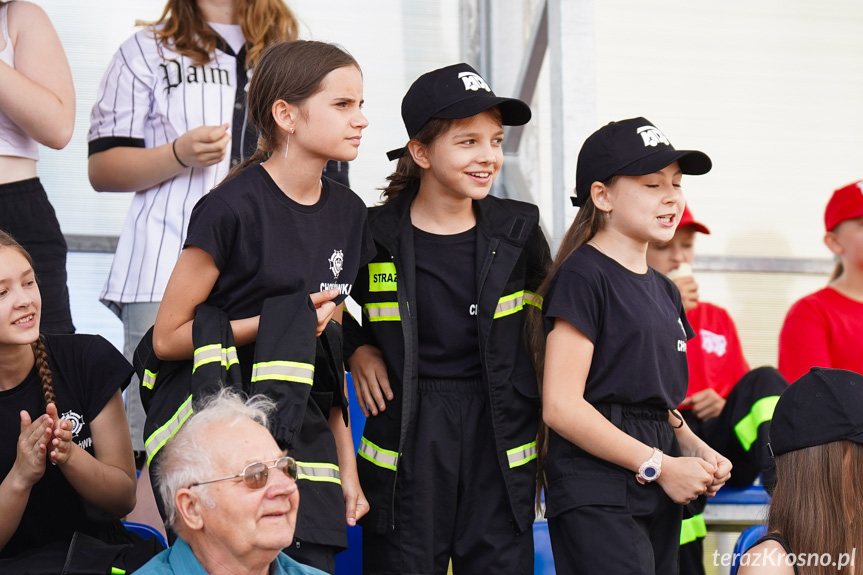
[0,178,74,334]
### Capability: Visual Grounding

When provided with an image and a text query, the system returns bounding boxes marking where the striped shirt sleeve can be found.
[87,32,154,155]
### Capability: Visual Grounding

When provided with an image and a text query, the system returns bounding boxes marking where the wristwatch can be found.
[636,448,663,484]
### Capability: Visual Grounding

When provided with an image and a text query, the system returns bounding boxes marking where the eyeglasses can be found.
[189,456,298,490]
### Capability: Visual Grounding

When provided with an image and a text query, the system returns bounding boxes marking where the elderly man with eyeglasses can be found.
[135,389,327,575]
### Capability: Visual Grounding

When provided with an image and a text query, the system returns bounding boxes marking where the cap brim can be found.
[681,222,711,234]
[435,95,531,127]
[617,149,712,178]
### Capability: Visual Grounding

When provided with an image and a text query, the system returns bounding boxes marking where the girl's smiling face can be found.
[412,109,504,203]
[0,247,41,348]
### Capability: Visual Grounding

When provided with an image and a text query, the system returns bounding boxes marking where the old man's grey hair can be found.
[155,387,277,531]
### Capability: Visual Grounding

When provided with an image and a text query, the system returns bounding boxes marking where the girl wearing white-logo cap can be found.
[343,63,550,574]
[528,117,732,574]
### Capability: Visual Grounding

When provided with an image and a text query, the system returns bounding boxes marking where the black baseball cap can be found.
[386,63,531,161]
[572,117,712,207]
[768,367,863,457]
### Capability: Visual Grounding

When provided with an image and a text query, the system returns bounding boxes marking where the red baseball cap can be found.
[825,181,863,231]
[678,205,710,235]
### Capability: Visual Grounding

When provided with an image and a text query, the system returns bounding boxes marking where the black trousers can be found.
[546,406,682,575]
[363,378,534,575]
[678,367,789,575]
[0,178,74,334]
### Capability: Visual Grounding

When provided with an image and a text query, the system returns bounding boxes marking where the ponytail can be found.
[32,337,56,409]
[379,155,422,203]
[525,183,609,509]
[829,261,844,283]
[222,138,271,183]
[379,117,456,204]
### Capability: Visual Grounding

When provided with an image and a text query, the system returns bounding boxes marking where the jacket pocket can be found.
[511,371,539,400]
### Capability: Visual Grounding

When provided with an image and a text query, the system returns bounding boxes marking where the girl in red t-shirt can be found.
[779,181,863,382]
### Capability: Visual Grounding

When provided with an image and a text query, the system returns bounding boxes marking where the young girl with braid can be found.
[0,230,138,563]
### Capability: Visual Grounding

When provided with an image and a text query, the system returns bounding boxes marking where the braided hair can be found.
[0,230,56,408]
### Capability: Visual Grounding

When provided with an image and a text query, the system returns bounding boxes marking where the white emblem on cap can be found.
[857,182,863,194]
[636,125,670,147]
[458,72,491,92]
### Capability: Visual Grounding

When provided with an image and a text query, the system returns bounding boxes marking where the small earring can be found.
[284,134,290,158]
[605,210,611,219]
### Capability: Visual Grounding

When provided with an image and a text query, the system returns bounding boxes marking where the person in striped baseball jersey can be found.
[86,0,298,475]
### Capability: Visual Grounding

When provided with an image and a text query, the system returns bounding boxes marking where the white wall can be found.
[26,0,863,365]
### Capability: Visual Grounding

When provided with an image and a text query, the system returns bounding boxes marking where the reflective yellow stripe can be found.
[296,462,341,484]
[358,436,399,471]
[506,441,537,468]
[251,361,315,386]
[111,568,126,575]
[369,262,398,292]
[734,396,780,451]
[680,513,707,545]
[495,291,527,319]
[142,369,158,390]
[365,302,401,322]
[523,290,542,309]
[192,344,238,373]
[144,395,194,466]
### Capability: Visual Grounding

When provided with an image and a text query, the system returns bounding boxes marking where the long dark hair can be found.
[767,440,863,574]
[223,40,360,181]
[524,182,611,508]
[0,230,56,408]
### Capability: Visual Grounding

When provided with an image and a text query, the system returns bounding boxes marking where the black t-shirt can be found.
[543,244,694,409]
[0,334,133,558]
[414,226,482,379]
[185,164,376,319]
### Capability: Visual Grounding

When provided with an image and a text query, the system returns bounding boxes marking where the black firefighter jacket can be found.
[343,184,551,535]
[134,292,350,549]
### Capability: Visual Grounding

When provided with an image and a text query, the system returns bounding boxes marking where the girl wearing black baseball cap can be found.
[527,117,731,574]
[738,367,863,575]
[343,63,550,574]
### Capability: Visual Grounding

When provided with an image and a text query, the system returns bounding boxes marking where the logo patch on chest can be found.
[328,250,344,280]
[61,410,85,438]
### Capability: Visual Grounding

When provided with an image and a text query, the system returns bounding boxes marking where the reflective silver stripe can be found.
[358,437,398,471]
[494,291,525,319]
[142,369,158,390]
[192,344,238,373]
[365,302,401,322]
[144,395,194,466]
[251,361,315,385]
[523,290,542,309]
[295,462,341,484]
[506,441,537,468]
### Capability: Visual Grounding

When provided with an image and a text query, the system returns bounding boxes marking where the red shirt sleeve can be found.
[778,295,832,383]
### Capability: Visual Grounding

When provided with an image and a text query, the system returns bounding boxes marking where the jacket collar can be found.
[369,181,536,250]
